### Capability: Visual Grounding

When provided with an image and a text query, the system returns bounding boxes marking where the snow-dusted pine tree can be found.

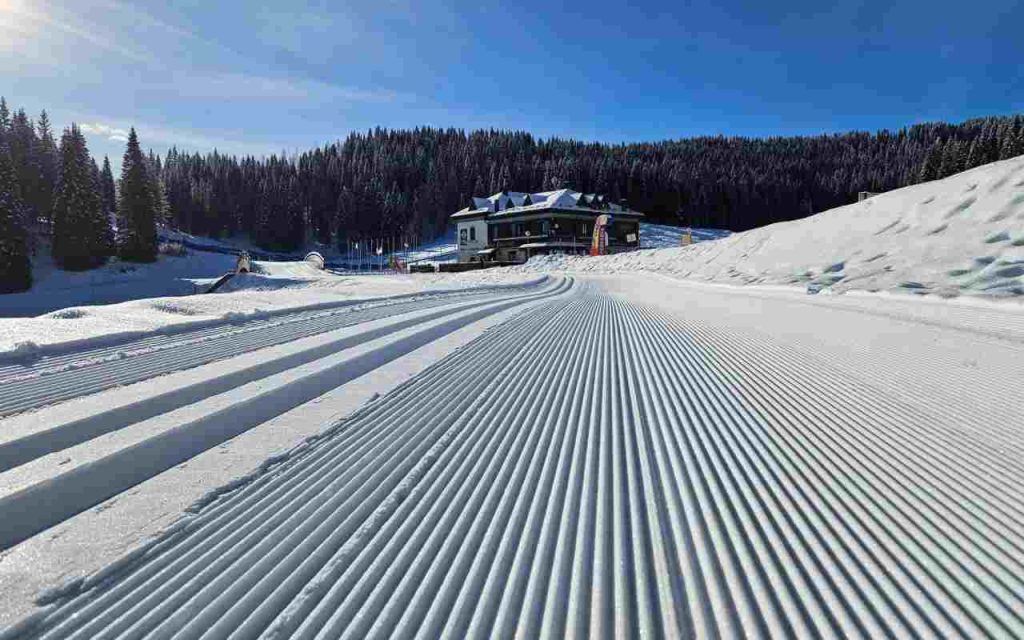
[52,125,111,270]
[146,150,170,227]
[917,139,944,182]
[35,110,59,234]
[9,109,40,227]
[1002,116,1024,160]
[117,128,157,262]
[0,139,32,292]
[100,156,117,228]
[0,98,10,136]
[937,139,963,179]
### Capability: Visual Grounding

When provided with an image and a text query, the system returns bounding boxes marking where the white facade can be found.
[456,217,488,262]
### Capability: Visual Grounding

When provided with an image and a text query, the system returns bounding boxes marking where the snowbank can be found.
[515,156,1024,299]
[639,223,732,248]
[0,269,541,357]
[0,251,238,318]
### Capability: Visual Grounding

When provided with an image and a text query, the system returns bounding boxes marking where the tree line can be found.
[2,92,1022,293]
[161,114,1023,251]
[0,97,162,292]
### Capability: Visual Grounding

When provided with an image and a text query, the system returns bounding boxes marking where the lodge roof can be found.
[450,189,643,221]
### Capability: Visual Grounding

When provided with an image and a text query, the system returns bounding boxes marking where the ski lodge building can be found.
[450,189,644,263]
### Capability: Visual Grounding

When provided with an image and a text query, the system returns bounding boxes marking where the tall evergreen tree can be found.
[52,125,111,270]
[145,150,170,227]
[0,139,31,292]
[918,139,944,182]
[35,110,59,234]
[965,139,982,170]
[8,109,40,227]
[1002,117,1024,159]
[937,139,963,178]
[99,156,117,227]
[117,128,157,262]
[978,124,1000,164]
[0,97,10,137]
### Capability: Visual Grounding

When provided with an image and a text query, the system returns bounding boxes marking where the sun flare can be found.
[0,0,41,47]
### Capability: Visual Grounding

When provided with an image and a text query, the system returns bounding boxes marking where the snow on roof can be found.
[519,241,597,249]
[451,189,642,220]
[450,208,490,220]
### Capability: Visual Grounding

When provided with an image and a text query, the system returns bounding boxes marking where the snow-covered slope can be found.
[520,156,1024,299]
[0,251,239,318]
[402,231,458,264]
[640,222,731,248]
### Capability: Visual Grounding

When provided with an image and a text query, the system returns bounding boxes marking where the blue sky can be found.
[2,0,1022,166]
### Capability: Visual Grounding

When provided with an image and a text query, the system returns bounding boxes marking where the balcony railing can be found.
[491,234,637,246]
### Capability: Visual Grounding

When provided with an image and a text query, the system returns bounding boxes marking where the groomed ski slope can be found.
[0,279,546,418]
[0,277,566,554]
[0,265,542,355]
[5,274,1024,638]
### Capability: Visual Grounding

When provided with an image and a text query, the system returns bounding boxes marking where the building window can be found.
[460,228,468,243]
[469,227,476,241]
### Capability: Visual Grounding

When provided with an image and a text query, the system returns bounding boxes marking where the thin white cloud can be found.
[165,72,401,104]
[78,119,284,158]
[79,122,130,142]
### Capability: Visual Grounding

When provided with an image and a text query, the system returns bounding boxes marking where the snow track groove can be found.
[0,279,547,418]
[0,281,558,474]
[7,280,1023,639]
[0,278,571,552]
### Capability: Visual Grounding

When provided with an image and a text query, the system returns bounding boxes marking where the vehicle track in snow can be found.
[8,279,1023,639]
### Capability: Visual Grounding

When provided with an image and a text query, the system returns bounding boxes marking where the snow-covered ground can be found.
[639,222,731,248]
[0,267,542,358]
[0,231,466,321]
[3,160,1024,636]
[2,273,1023,636]
[519,156,1024,300]
[0,277,566,627]
[400,230,458,264]
[0,251,239,318]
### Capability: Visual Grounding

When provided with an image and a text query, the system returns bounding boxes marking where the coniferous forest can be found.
[1,92,1022,292]
[1,97,162,292]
